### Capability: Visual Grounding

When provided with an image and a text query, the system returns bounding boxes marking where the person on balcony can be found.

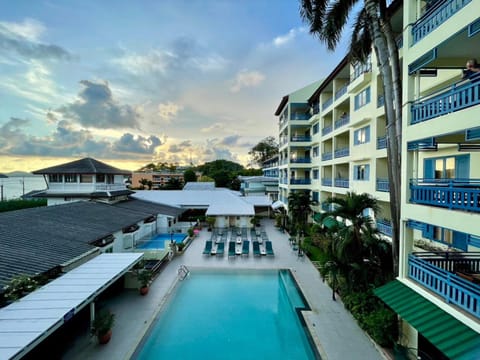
[462,59,480,81]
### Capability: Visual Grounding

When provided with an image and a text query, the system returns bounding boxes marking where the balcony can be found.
[291,135,311,142]
[290,178,311,185]
[334,114,350,129]
[322,125,333,136]
[410,74,480,124]
[376,218,392,237]
[411,0,472,45]
[376,178,390,192]
[291,112,310,120]
[334,147,350,158]
[290,157,311,164]
[409,178,480,213]
[334,178,349,188]
[335,84,349,99]
[321,178,332,187]
[321,152,333,161]
[279,178,287,184]
[376,135,387,150]
[95,184,127,191]
[322,97,333,111]
[408,252,480,319]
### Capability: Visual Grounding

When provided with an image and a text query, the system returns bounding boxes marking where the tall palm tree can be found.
[300,0,401,275]
[288,190,313,236]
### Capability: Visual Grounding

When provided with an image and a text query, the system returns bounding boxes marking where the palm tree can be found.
[300,0,401,275]
[288,190,313,235]
[139,178,149,190]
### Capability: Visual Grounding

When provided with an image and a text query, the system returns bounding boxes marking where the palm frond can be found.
[321,0,359,50]
[299,0,329,36]
[349,8,372,63]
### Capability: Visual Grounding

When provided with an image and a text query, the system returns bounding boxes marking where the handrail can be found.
[410,178,480,186]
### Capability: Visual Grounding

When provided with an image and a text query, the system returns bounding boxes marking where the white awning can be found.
[0,253,143,360]
[271,201,285,210]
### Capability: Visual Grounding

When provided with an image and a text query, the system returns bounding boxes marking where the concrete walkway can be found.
[64,219,384,360]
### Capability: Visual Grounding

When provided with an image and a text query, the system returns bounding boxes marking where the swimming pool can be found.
[134,269,319,359]
[137,233,188,250]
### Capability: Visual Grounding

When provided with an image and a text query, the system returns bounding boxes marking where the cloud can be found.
[0,117,161,159]
[57,80,141,129]
[220,135,241,146]
[158,101,183,123]
[0,18,71,60]
[272,27,306,47]
[230,69,265,93]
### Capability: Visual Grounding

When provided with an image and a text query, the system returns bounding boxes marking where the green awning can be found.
[375,280,480,360]
[313,213,339,230]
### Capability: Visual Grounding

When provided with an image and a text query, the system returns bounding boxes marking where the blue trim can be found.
[408,48,438,74]
[468,17,480,37]
[469,234,480,248]
[406,220,426,231]
[466,127,480,141]
[407,137,437,151]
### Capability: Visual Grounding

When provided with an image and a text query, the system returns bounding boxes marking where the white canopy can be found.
[0,253,143,360]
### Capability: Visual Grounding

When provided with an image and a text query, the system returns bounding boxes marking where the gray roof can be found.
[183,182,215,190]
[112,198,184,217]
[32,189,135,198]
[32,157,131,175]
[0,199,184,288]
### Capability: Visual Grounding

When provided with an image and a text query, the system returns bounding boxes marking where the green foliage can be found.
[187,227,194,237]
[183,169,197,183]
[3,274,39,301]
[92,309,115,337]
[196,160,244,189]
[164,177,182,190]
[206,216,216,229]
[177,242,186,251]
[240,168,263,176]
[248,136,278,166]
[0,199,47,213]
[136,270,152,287]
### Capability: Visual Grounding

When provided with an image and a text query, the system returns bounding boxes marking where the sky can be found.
[0,0,347,173]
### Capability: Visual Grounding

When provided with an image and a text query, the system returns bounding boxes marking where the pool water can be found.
[137,233,187,250]
[134,270,318,359]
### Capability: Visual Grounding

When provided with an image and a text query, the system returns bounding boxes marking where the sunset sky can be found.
[0,0,347,173]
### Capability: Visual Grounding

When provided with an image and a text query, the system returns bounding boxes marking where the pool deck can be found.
[64,219,386,360]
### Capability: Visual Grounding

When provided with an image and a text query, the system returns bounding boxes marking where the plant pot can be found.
[98,330,112,344]
[139,286,149,296]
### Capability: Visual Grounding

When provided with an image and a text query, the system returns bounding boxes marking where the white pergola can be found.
[0,252,143,360]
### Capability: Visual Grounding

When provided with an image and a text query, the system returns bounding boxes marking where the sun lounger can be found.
[253,241,261,256]
[203,240,212,255]
[216,242,225,256]
[228,242,236,257]
[242,240,249,256]
[265,241,274,256]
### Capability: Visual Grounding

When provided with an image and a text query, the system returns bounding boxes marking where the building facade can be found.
[131,171,185,189]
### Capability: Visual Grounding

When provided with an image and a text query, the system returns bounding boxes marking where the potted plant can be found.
[137,269,153,295]
[92,309,115,344]
[177,242,186,252]
[206,216,216,231]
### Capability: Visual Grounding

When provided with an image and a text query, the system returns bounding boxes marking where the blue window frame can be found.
[422,225,468,251]
[423,154,470,179]
[312,123,319,134]
[353,164,370,180]
[354,86,371,110]
[312,146,319,158]
[354,125,370,145]
[312,191,319,202]
[312,169,319,179]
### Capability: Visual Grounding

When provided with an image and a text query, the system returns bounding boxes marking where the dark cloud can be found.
[0,24,72,61]
[57,80,140,129]
[220,135,241,146]
[0,117,160,159]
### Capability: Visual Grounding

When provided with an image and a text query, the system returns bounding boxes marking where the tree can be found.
[288,190,313,237]
[139,178,149,190]
[300,0,401,275]
[248,136,278,167]
[165,177,182,190]
[146,180,153,190]
[183,169,197,183]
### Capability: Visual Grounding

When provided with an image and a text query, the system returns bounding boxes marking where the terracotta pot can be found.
[139,286,149,296]
[98,330,112,344]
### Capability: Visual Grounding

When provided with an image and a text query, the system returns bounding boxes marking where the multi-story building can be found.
[131,170,185,189]
[275,0,480,357]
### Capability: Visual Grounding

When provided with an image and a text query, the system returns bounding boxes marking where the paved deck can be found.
[64,219,384,360]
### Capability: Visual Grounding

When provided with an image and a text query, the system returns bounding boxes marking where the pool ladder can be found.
[178,265,190,280]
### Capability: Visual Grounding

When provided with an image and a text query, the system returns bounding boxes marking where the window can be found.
[312,192,319,202]
[353,164,370,180]
[312,169,319,179]
[424,155,469,179]
[80,174,93,183]
[312,123,319,134]
[96,174,105,183]
[354,126,370,145]
[64,174,77,183]
[354,86,371,110]
[49,174,62,183]
[312,146,319,158]
[106,174,114,184]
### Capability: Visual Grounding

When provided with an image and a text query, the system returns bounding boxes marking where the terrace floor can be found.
[63,219,385,360]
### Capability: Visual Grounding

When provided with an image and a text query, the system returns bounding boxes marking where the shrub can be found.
[92,309,115,337]
[3,274,39,301]
[177,243,186,252]
[361,306,398,347]
[187,228,194,237]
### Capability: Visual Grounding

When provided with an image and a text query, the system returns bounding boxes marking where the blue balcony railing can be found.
[377,95,385,108]
[411,0,472,45]
[376,218,392,237]
[334,147,350,158]
[291,135,311,142]
[335,84,348,99]
[321,152,333,161]
[376,178,390,192]
[321,178,332,187]
[322,97,333,111]
[408,253,480,319]
[410,178,480,212]
[334,115,350,129]
[279,178,288,184]
[322,125,332,136]
[290,178,311,185]
[411,74,480,124]
[290,157,311,164]
[376,135,387,150]
[334,178,349,188]
[291,112,310,120]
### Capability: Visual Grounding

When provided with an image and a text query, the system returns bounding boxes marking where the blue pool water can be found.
[137,233,187,250]
[134,270,318,359]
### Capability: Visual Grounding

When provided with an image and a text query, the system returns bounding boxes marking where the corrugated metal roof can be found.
[32,157,131,175]
[0,253,143,360]
[112,198,184,217]
[375,280,480,360]
[183,182,215,190]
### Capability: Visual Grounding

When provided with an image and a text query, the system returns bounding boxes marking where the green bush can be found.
[3,274,39,301]
[0,199,47,213]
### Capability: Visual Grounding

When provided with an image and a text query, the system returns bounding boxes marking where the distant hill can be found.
[4,171,36,177]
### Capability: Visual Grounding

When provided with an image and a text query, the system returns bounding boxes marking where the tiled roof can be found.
[32,157,131,175]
